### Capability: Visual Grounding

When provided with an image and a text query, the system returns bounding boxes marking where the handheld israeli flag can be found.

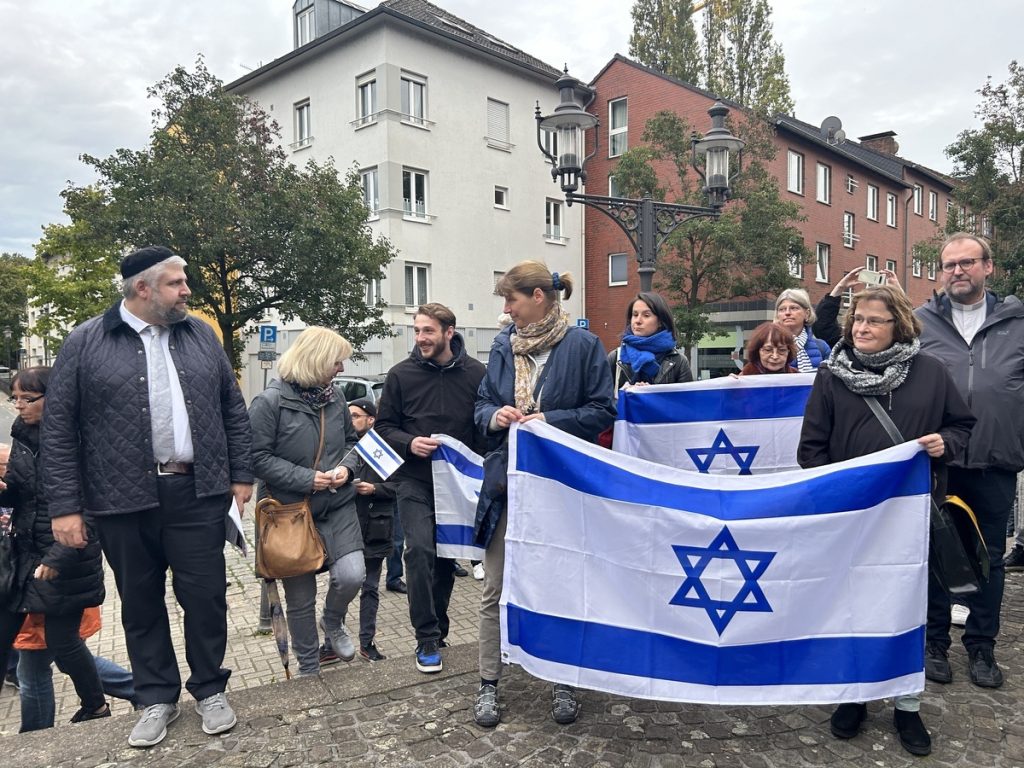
[612,373,816,474]
[503,419,930,705]
[431,435,486,561]
[354,428,404,480]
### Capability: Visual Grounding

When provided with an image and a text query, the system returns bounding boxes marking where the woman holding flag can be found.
[248,327,365,677]
[607,292,693,393]
[472,260,615,729]
[797,285,974,756]
[738,322,798,375]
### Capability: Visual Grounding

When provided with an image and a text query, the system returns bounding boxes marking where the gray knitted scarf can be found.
[825,338,920,396]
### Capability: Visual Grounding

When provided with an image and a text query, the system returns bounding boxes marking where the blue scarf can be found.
[619,330,677,381]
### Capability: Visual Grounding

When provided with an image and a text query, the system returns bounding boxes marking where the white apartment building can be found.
[226,0,585,396]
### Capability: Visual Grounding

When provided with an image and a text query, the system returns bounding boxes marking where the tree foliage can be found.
[0,253,31,368]
[32,59,396,368]
[613,111,806,347]
[946,60,1024,296]
[629,0,701,85]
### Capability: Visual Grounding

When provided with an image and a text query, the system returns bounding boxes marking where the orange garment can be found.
[13,607,102,650]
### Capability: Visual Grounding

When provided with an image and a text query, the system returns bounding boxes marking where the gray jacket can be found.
[249,379,363,562]
[916,291,1024,472]
[42,303,253,518]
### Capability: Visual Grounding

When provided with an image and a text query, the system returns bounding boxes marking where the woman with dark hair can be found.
[0,367,109,724]
[738,322,798,375]
[798,286,976,756]
[473,260,615,729]
[608,292,692,393]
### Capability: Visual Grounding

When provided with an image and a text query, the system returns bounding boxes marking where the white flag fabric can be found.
[612,373,816,474]
[431,434,486,561]
[354,427,404,480]
[502,419,930,705]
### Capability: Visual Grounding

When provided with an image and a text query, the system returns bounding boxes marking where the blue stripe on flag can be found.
[436,524,477,546]
[355,443,392,479]
[366,428,402,462]
[506,604,924,686]
[515,429,930,520]
[433,444,485,480]
[617,384,813,425]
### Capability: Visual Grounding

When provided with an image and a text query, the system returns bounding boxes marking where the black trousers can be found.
[397,480,455,645]
[927,466,1016,652]
[95,474,230,705]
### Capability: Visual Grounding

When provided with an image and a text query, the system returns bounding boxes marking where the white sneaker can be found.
[951,604,970,627]
[473,562,485,580]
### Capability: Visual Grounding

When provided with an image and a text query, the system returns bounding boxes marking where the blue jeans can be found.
[18,652,135,732]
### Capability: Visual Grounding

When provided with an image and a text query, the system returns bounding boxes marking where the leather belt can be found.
[156,461,193,476]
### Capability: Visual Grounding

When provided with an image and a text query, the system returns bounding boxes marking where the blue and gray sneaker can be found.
[415,640,442,673]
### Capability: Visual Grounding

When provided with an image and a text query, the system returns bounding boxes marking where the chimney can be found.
[858,131,899,156]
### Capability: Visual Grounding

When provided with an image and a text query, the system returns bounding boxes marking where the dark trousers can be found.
[0,608,105,714]
[398,481,455,645]
[358,556,383,646]
[386,508,405,587]
[95,474,230,705]
[927,466,1016,652]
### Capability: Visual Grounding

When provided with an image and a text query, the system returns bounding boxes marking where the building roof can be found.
[589,54,743,112]
[226,0,560,92]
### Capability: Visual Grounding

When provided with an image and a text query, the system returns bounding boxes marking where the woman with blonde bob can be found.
[775,288,830,371]
[248,327,365,676]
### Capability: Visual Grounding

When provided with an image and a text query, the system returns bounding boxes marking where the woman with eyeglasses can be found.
[797,286,975,756]
[775,288,831,371]
[737,322,798,375]
[0,367,109,724]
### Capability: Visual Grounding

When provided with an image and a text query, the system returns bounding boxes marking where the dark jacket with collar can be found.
[1,418,104,613]
[351,454,396,560]
[376,332,486,486]
[607,347,694,392]
[916,290,1024,472]
[41,302,254,518]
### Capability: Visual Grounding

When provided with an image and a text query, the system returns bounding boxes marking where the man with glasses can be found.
[916,232,1024,689]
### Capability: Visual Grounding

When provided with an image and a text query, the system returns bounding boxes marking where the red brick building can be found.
[584,56,960,374]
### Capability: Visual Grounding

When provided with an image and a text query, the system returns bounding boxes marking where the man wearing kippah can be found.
[41,246,253,748]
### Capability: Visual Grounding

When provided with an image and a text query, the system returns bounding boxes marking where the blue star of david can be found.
[685,428,758,475]
[669,526,776,635]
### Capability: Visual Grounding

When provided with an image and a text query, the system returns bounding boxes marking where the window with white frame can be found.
[294,100,312,148]
[927,260,937,280]
[401,74,427,126]
[816,243,830,283]
[788,248,803,278]
[912,249,922,277]
[982,216,993,237]
[486,98,510,149]
[404,263,429,306]
[541,129,557,163]
[608,173,621,197]
[928,190,938,221]
[885,259,896,274]
[845,174,858,194]
[494,186,509,209]
[787,150,804,194]
[492,271,505,289]
[609,253,628,286]
[886,193,897,227]
[866,255,878,271]
[816,163,831,204]
[356,76,377,126]
[402,168,428,219]
[913,185,922,215]
[545,199,563,241]
[867,184,879,220]
[361,168,379,216]
[609,98,628,157]
[967,212,977,232]
[365,278,383,306]
[296,6,315,46]
[843,212,855,248]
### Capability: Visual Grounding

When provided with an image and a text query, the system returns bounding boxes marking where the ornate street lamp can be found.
[536,69,745,292]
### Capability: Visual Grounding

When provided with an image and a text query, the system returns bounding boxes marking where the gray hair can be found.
[775,288,816,325]
[121,255,188,299]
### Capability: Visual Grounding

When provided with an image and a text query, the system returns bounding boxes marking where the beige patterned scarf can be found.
[510,305,570,413]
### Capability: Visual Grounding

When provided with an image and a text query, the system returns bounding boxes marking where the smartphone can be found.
[858,268,886,286]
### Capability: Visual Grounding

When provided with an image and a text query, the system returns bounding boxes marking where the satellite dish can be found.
[834,129,846,143]
[820,116,843,143]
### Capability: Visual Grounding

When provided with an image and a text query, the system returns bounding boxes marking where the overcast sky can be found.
[1,0,1019,255]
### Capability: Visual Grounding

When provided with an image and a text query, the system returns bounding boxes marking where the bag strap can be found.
[863,396,904,446]
[267,403,328,503]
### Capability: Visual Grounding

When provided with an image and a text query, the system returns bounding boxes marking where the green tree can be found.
[35,59,396,368]
[613,110,806,347]
[0,253,32,368]
[629,0,702,85]
[946,60,1024,296]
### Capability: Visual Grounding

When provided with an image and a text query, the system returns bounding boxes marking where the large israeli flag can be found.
[612,373,816,474]
[503,419,930,705]
[431,435,486,561]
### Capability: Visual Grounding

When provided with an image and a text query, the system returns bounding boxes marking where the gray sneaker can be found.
[326,623,356,662]
[128,703,180,748]
[195,692,237,735]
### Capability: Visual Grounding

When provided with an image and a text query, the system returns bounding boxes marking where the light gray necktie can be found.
[147,325,176,463]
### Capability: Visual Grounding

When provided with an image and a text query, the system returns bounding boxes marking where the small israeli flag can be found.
[354,428,404,480]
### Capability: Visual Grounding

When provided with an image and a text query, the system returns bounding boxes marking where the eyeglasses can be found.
[940,257,987,273]
[852,316,895,327]
[759,346,786,356]
[9,395,44,404]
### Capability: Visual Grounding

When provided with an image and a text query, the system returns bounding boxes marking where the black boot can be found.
[829,702,866,739]
[894,709,931,756]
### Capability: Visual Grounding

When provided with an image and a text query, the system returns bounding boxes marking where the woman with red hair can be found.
[739,322,798,375]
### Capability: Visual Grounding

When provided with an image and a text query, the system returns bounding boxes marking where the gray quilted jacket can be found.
[41,302,254,518]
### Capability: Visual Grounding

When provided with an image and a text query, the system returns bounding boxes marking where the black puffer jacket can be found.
[1,418,104,614]
[41,303,254,518]
[607,347,693,392]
